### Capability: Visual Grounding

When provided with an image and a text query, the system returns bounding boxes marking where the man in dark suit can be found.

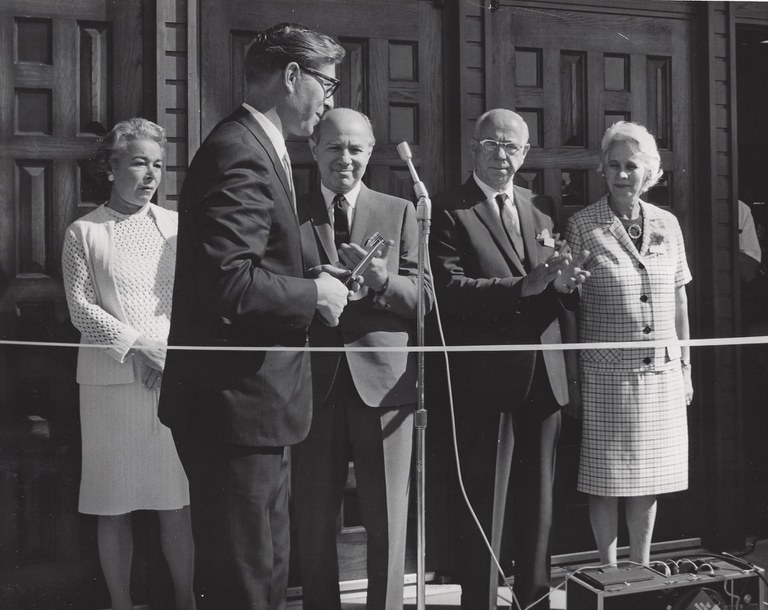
[292,108,433,610]
[430,108,588,610]
[158,23,349,610]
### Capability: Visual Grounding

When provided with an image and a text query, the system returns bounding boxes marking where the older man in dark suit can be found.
[293,108,433,610]
[158,23,349,610]
[430,108,588,610]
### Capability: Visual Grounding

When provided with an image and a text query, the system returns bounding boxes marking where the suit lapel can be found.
[350,183,372,246]
[639,201,665,257]
[514,186,540,269]
[469,180,526,276]
[234,106,296,220]
[309,191,338,264]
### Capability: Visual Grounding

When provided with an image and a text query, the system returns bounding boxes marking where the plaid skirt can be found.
[577,365,688,496]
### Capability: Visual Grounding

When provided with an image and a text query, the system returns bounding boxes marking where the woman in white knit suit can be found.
[564,122,693,567]
[62,119,195,610]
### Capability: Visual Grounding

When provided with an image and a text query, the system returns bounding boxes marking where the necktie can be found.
[333,194,350,249]
[282,152,296,211]
[496,193,525,262]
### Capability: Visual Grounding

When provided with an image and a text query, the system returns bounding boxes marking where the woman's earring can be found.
[108,174,114,182]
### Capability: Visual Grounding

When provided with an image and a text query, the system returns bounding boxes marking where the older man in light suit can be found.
[430,109,588,610]
[293,108,433,610]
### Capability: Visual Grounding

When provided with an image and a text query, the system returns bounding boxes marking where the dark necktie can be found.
[333,194,350,249]
[496,193,525,262]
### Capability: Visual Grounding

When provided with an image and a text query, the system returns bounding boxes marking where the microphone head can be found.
[396,141,413,162]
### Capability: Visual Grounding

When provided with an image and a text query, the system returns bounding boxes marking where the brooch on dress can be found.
[627,223,642,240]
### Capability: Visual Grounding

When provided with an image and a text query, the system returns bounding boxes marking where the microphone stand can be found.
[415,190,430,610]
[400,148,431,610]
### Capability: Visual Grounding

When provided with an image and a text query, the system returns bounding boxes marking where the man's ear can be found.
[308,137,319,161]
[284,62,301,92]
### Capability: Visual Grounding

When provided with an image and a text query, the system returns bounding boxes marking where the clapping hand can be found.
[521,252,570,297]
[553,249,591,294]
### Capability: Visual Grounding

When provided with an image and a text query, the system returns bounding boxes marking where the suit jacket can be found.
[430,177,575,414]
[158,105,319,446]
[298,183,433,407]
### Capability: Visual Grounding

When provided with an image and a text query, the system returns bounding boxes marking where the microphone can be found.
[397,142,430,207]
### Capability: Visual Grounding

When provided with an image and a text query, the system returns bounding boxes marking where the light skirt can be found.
[78,379,189,515]
[577,366,688,497]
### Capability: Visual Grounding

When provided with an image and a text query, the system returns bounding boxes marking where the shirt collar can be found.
[473,172,515,205]
[242,103,287,159]
[321,182,362,211]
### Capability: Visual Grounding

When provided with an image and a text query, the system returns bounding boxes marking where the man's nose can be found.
[324,96,334,111]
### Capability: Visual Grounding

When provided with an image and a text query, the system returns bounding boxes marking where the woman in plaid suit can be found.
[564,122,693,566]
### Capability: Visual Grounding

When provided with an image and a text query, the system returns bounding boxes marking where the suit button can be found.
[640,295,648,303]
[385,303,391,310]
[643,357,652,365]
[643,326,652,334]
[638,263,645,270]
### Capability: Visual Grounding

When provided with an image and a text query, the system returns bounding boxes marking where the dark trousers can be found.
[173,430,289,610]
[292,358,414,610]
[452,357,561,610]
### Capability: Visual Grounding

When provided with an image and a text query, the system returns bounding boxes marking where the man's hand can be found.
[314,271,349,326]
[338,241,391,292]
[553,249,591,294]
[520,252,569,297]
[308,264,363,293]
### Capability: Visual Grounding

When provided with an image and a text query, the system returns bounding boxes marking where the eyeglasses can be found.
[474,138,525,156]
[299,65,340,100]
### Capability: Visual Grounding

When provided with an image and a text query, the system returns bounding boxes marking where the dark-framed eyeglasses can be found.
[299,65,340,100]
[474,138,525,156]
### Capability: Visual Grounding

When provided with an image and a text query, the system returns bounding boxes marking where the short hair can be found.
[598,121,663,193]
[473,109,529,143]
[310,108,376,146]
[244,22,345,83]
[94,117,166,177]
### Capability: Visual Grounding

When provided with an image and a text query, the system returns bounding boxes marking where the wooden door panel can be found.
[0,1,150,607]
[200,0,444,584]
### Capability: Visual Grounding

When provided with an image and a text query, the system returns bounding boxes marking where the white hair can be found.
[598,121,663,193]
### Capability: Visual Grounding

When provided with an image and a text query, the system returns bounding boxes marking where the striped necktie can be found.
[496,193,525,263]
[281,152,296,211]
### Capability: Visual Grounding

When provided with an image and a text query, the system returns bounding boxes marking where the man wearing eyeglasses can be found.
[429,108,588,610]
[159,23,349,610]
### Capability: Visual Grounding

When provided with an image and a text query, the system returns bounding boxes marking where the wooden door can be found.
[485,2,696,556]
[0,1,154,607]
[200,0,445,584]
